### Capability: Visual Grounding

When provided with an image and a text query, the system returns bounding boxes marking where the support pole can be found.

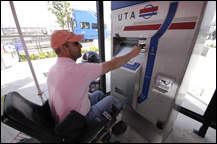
[96,1,106,94]
[9,1,44,104]
[194,90,216,137]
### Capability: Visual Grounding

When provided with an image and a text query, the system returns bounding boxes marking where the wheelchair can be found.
[1,91,126,143]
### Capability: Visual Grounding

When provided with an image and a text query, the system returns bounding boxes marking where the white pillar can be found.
[9,1,44,104]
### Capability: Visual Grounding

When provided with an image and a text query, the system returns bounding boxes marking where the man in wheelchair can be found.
[1,30,141,143]
[48,30,140,126]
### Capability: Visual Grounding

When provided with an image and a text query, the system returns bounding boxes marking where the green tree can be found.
[46,1,73,30]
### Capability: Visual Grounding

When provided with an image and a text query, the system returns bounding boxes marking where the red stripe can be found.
[124,24,161,31]
[169,22,196,30]
[140,6,158,14]
[123,22,196,31]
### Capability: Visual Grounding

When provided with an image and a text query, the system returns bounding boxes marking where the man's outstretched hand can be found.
[130,45,141,57]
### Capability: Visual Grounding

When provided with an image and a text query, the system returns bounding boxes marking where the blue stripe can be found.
[111,1,148,11]
[137,2,178,104]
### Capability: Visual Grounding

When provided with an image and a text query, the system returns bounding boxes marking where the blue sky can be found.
[1,1,111,30]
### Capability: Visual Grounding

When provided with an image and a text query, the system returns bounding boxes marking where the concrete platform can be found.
[1,40,216,143]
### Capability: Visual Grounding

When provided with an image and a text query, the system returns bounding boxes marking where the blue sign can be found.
[17,39,21,42]
[14,43,28,51]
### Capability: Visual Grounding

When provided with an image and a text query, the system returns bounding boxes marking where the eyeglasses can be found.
[63,41,80,47]
[74,42,79,46]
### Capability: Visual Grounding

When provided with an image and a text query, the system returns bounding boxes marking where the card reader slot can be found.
[139,43,146,49]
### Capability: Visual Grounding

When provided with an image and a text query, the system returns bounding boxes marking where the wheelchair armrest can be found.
[74,116,106,143]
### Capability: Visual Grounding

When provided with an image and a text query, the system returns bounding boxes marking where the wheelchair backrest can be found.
[1,91,86,143]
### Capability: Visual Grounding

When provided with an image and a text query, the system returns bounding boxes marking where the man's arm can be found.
[101,45,141,76]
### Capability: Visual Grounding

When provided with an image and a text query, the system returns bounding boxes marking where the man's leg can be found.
[89,90,105,106]
[86,94,116,124]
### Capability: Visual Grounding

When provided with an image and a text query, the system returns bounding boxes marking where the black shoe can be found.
[111,101,123,117]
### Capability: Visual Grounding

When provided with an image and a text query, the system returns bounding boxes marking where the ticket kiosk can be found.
[110,1,215,142]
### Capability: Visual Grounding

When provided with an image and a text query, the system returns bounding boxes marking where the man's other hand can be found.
[88,94,91,100]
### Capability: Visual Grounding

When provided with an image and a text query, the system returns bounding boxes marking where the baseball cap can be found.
[51,30,84,51]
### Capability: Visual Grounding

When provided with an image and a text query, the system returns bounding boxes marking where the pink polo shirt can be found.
[47,57,102,125]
